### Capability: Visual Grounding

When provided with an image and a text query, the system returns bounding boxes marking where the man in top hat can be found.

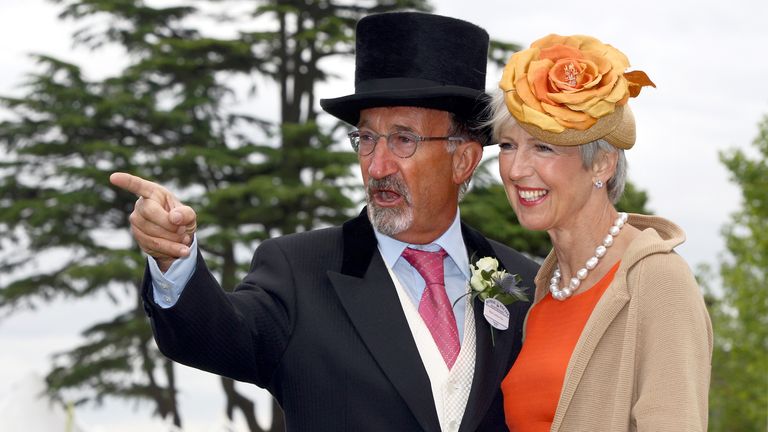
[110,11,538,432]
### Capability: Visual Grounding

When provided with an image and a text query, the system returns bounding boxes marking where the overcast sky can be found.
[1,0,767,431]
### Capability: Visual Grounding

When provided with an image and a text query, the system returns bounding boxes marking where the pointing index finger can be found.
[110,172,161,199]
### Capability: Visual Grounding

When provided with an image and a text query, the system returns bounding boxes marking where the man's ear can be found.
[453,141,483,185]
[592,149,619,184]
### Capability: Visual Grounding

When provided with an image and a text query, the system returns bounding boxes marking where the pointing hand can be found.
[110,172,197,272]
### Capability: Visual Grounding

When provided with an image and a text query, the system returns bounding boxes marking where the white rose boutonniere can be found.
[460,256,528,345]
[469,257,527,305]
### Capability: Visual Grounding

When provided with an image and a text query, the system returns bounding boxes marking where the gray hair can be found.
[486,91,627,203]
[580,139,627,203]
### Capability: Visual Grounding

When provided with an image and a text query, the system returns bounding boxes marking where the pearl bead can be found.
[549,212,628,301]
[585,257,599,269]
[595,245,607,258]
[576,268,588,280]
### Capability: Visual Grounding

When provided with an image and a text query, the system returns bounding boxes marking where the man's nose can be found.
[366,137,398,179]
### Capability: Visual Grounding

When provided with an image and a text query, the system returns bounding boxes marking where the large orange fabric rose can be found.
[500,34,655,132]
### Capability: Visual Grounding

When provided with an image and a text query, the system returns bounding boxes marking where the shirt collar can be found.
[374,209,470,279]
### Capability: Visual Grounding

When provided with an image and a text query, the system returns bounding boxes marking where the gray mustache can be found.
[367,176,411,204]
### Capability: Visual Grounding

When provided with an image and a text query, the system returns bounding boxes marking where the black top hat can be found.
[320,12,490,128]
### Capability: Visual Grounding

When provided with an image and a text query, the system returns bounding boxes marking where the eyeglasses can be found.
[347,129,465,158]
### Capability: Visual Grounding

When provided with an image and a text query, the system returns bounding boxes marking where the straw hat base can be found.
[518,105,636,149]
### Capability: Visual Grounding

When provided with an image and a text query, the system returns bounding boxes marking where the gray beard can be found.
[366,175,413,237]
[367,203,413,237]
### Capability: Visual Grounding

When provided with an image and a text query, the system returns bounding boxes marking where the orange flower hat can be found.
[499,34,655,149]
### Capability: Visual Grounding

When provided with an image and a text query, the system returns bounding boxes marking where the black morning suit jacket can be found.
[141,210,539,431]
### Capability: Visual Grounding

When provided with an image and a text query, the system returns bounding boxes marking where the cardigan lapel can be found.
[327,210,441,432]
[540,252,632,431]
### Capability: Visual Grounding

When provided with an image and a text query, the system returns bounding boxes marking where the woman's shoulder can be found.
[629,250,696,287]
[617,214,703,309]
[624,250,706,321]
[623,211,690,269]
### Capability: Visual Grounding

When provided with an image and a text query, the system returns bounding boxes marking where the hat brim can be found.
[320,86,490,128]
[517,105,636,149]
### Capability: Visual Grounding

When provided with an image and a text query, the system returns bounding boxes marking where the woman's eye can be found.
[499,142,517,151]
[535,143,553,152]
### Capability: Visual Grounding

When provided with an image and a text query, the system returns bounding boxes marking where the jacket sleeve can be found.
[630,252,713,431]
[142,237,297,388]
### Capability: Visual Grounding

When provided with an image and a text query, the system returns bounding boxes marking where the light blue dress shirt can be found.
[148,211,471,338]
[373,211,470,341]
[148,235,197,308]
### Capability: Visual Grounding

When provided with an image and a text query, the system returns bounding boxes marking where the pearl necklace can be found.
[549,212,628,301]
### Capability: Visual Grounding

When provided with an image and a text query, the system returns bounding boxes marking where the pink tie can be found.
[401,247,460,368]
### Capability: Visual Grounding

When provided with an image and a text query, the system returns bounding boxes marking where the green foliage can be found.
[0,0,430,429]
[0,48,177,415]
[706,115,768,431]
[615,180,651,215]
[487,39,522,69]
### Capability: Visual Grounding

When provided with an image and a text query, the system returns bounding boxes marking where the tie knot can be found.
[401,247,447,286]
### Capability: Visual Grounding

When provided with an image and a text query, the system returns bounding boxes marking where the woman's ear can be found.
[452,141,483,185]
[592,149,619,184]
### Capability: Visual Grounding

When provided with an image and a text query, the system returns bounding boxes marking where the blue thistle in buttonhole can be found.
[469,257,528,305]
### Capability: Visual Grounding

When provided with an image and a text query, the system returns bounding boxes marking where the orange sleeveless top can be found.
[501,261,621,431]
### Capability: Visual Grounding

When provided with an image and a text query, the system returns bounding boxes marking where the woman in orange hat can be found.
[489,34,712,431]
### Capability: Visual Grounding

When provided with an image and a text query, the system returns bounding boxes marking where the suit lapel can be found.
[458,224,517,432]
[328,210,441,432]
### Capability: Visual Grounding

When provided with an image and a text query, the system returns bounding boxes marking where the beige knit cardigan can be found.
[527,213,713,431]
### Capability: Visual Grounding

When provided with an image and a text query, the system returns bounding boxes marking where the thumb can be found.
[169,205,197,228]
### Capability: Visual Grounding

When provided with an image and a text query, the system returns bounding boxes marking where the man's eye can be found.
[394,132,416,144]
[359,132,377,142]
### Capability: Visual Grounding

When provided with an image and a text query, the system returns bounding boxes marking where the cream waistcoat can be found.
[385,262,476,432]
